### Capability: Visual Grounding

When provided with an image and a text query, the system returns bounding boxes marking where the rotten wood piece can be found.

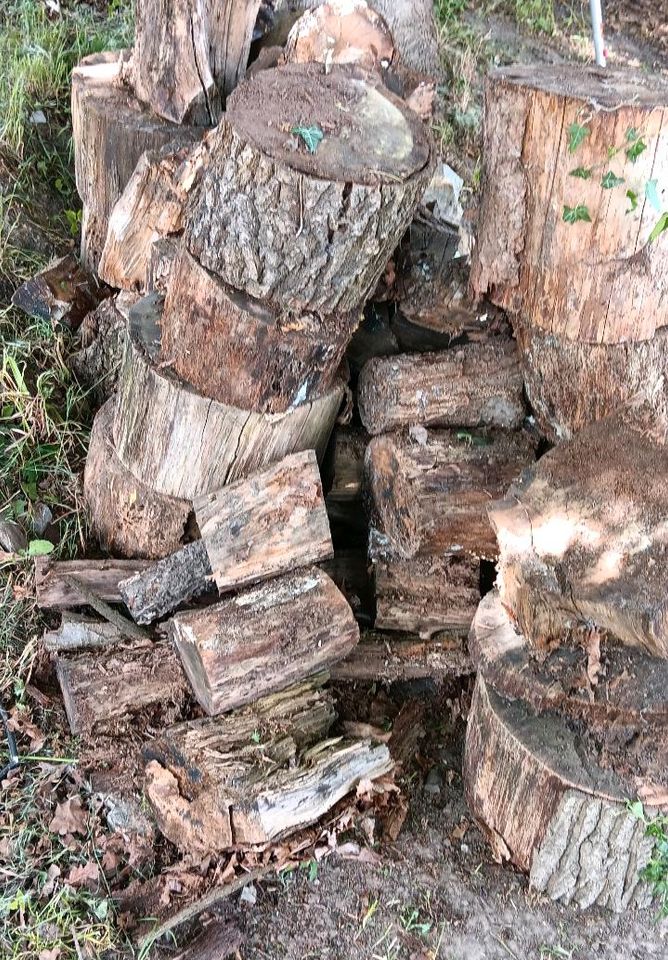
[160,248,359,413]
[131,0,262,124]
[331,630,472,682]
[489,413,668,658]
[43,614,127,652]
[357,342,525,436]
[84,399,192,560]
[284,1,394,71]
[470,64,668,344]
[365,429,534,561]
[185,63,434,313]
[463,675,657,912]
[119,541,213,626]
[55,639,186,736]
[35,556,151,610]
[194,450,332,594]
[114,296,344,499]
[11,254,104,329]
[171,567,358,714]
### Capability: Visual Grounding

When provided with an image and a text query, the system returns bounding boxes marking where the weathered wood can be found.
[69,293,135,404]
[515,322,668,442]
[160,248,359,413]
[43,614,127,652]
[72,52,201,270]
[185,63,434,313]
[194,451,332,594]
[55,640,186,736]
[365,430,535,560]
[11,254,104,329]
[146,237,180,293]
[35,557,151,610]
[463,675,657,911]
[84,399,192,560]
[331,630,472,681]
[171,567,358,714]
[470,65,668,344]
[114,297,344,499]
[358,343,525,436]
[284,1,394,71]
[489,413,668,658]
[119,541,213,626]
[131,0,262,124]
[98,139,208,292]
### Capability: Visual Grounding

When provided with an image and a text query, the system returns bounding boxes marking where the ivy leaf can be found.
[645,179,662,213]
[626,127,640,143]
[626,138,647,163]
[648,212,668,244]
[27,539,54,557]
[567,121,589,153]
[601,171,624,189]
[570,166,592,180]
[626,189,638,212]
[563,203,592,224]
[627,800,645,821]
[291,124,324,154]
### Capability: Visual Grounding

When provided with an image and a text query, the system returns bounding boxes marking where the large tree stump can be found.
[130,0,262,124]
[113,296,344,499]
[365,430,535,560]
[171,567,359,714]
[463,675,658,911]
[357,343,525,435]
[160,249,359,413]
[72,52,202,271]
[185,63,434,313]
[84,400,192,559]
[489,413,668,658]
[470,65,668,344]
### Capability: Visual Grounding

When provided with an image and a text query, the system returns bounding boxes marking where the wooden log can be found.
[470,64,668,344]
[131,0,262,124]
[171,567,358,714]
[331,630,472,681]
[55,640,186,736]
[194,451,332,594]
[69,293,135,405]
[284,1,394,71]
[118,541,213,626]
[98,139,208,293]
[146,237,180,293]
[35,557,151,610]
[365,430,535,560]
[43,614,127,652]
[72,52,202,271]
[488,413,668,658]
[185,63,434,313]
[84,399,192,560]
[515,322,668,442]
[463,675,657,911]
[357,343,525,436]
[11,254,104,330]
[114,296,344,499]
[160,248,359,413]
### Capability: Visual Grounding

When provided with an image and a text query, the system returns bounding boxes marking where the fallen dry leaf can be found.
[39,948,61,960]
[585,628,602,687]
[450,819,470,842]
[67,861,100,889]
[49,796,88,836]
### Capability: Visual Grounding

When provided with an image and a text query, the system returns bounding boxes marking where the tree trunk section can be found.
[84,399,192,559]
[171,567,358,714]
[364,430,535,560]
[118,540,214,626]
[185,63,434,313]
[284,1,394,71]
[113,296,344,499]
[332,631,472,681]
[160,248,359,413]
[194,450,332,593]
[357,342,525,435]
[470,65,668,344]
[35,556,151,609]
[131,0,262,124]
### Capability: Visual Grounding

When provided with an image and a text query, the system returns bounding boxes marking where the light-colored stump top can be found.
[492,63,668,108]
[226,62,432,185]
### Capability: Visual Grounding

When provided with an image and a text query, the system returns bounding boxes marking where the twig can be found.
[63,575,148,641]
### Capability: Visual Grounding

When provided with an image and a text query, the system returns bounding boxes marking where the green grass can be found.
[512,0,556,34]
[629,802,668,918]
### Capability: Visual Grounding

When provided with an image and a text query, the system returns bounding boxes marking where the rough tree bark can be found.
[118,541,214,626]
[185,63,434,313]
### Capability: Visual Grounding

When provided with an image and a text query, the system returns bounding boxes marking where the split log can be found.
[357,343,525,436]
[55,640,186,736]
[160,248,359,413]
[515,322,668,442]
[35,557,151,610]
[331,631,472,681]
[11,254,104,329]
[114,296,344,499]
[489,413,668,658]
[43,614,127,652]
[98,140,208,292]
[72,52,202,271]
[84,399,192,560]
[69,293,135,404]
[146,237,180,293]
[470,64,668,344]
[185,63,434,313]
[365,430,535,560]
[284,1,394,71]
[194,450,332,594]
[469,591,668,728]
[131,0,262,124]
[171,567,358,714]
[118,541,213,626]
[463,675,657,911]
